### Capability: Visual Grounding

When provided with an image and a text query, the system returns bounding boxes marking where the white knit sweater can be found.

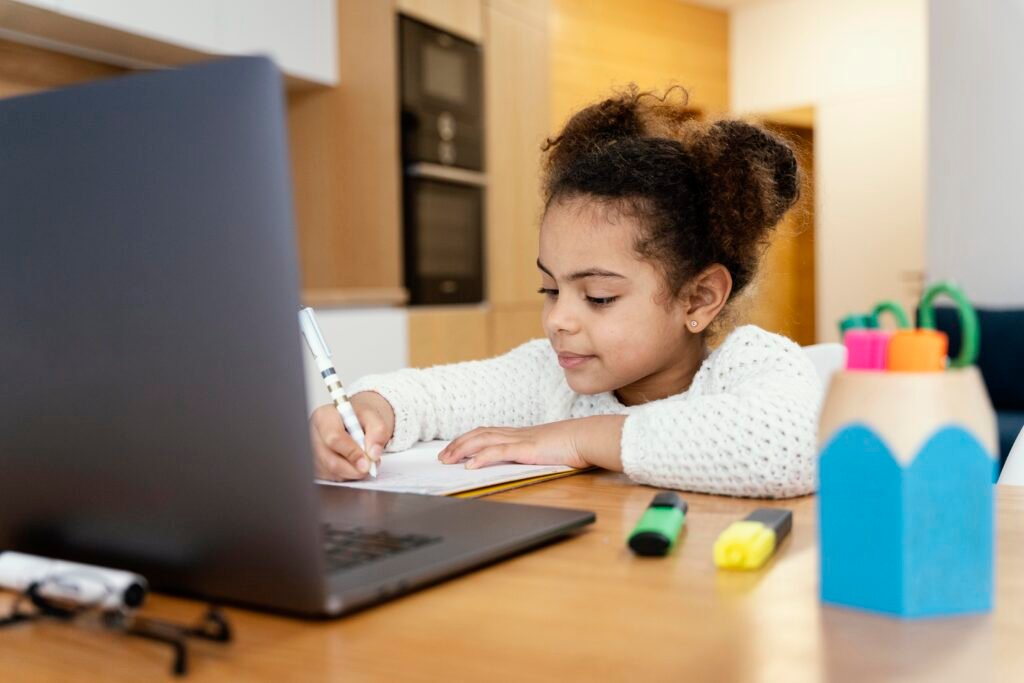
[347,325,823,498]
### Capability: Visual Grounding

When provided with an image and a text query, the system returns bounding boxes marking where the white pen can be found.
[298,307,377,478]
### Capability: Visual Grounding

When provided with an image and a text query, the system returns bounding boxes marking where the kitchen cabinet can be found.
[0,0,338,86]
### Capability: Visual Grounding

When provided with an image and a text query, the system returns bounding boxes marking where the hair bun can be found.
[704,120,800,225]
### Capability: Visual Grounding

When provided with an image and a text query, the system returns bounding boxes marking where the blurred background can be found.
[0,0,1019,385]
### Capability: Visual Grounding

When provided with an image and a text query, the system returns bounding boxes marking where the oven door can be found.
[403,165,485,305]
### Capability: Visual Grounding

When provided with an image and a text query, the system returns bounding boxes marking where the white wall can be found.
[731,0,927,341]
[300,308,408,414]
[928,1,1024,307]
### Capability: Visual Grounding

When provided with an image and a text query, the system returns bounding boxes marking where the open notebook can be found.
[317,440,582,497]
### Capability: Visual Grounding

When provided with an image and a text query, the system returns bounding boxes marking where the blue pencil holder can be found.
[817,367,997,618]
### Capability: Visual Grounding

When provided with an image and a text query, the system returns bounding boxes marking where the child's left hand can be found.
[438,421,589,469]
[437,415,626,471]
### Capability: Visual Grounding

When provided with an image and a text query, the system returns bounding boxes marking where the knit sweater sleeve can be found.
[346,339,556,451]
[619,327,823,499]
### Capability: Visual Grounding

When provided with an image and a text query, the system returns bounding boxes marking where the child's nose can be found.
[545,297,581,334]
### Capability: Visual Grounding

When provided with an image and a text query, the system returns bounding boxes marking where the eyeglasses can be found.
[0,574,232,677]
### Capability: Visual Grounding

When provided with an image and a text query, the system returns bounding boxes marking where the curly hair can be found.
[541,85,800,303]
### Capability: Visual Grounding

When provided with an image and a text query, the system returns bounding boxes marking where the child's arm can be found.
[441,328,822,499]
[618,336,822,499]
[345,339,559,452]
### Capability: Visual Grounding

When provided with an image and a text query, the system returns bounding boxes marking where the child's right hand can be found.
[309,392,396,481]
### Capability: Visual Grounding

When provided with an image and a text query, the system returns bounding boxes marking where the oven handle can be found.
[405,162,487,187]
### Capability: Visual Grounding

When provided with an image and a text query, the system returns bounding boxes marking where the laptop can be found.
[0,57,594,617]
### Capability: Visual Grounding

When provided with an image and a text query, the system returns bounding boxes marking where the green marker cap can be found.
[628,492,687,557]
[838,313,878,336]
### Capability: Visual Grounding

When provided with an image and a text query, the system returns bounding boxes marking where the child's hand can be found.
[309,392,396,480]
[437,420,593,470]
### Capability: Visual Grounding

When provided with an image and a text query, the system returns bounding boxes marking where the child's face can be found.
[538,196,700,402]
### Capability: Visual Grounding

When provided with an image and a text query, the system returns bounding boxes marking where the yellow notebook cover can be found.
[452,468,590,498]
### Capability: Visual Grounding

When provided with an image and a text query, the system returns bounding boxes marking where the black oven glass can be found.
[423,43,467,104]
[404,177,483,304]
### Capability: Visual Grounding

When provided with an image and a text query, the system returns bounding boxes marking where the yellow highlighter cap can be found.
[713,521,777,570]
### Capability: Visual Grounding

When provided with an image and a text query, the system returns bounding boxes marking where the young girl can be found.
[310,87,821,499]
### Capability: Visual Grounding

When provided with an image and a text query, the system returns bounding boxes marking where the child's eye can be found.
[537,288,615,306]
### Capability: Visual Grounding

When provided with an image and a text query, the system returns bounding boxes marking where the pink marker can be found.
[843,330,892,371]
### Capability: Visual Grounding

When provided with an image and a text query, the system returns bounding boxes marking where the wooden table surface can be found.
[2,472,1022,682]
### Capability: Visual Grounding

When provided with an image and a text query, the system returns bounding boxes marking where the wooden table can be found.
[3,472,1022,682]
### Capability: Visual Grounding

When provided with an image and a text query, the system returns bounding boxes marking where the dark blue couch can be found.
[931,306,1024,470]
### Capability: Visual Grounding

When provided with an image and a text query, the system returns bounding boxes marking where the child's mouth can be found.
[558,352,595,369]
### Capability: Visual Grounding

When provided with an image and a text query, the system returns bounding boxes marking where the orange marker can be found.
[887,329,948,372]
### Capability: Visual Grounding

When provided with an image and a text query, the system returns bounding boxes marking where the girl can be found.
[310,87,821,499]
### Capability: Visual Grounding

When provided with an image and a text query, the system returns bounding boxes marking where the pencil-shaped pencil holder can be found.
[818,283,998,618]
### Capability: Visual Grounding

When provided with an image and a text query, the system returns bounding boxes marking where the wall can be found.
[287,0,404,302]
[731,0,927,341]
[485,0,550,356]
[550,0,729,126]
[927,1,1024,308]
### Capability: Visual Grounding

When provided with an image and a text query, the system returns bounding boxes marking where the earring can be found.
[689,320,699,328]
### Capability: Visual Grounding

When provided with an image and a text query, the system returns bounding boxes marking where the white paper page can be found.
[317,440,573,496]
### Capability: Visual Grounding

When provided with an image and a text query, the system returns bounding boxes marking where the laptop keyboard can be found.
[321,524,442,572]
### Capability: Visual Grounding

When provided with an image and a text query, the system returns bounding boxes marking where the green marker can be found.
[917,281,980,368]
[838,313,878,336]
[628,492,687,556]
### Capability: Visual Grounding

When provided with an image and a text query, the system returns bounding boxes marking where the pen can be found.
[298,307,377,478]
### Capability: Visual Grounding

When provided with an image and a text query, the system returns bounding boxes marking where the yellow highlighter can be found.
[713,509,793,570]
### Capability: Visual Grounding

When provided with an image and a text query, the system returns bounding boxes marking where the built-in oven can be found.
[402,164,484,305]
[399,15,485,305]
[400,15,483,170]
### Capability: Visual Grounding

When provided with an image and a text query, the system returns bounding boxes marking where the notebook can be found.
[317,440,583,497]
